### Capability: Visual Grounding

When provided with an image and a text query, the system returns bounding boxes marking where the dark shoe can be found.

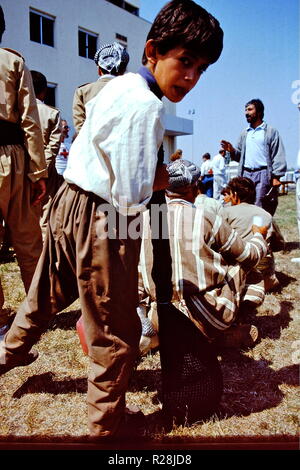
[264,274,280,293]
[0,249,15,263]
[0,350,38,375]
[214,324,259,349]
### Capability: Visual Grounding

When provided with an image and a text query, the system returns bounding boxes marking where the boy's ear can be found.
[144,39,158,66]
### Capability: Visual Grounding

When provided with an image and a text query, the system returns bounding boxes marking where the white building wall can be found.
[1,0,191,160]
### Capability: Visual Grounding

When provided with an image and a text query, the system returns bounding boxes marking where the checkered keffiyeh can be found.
[94,42,129,73]
[167,159,201,191]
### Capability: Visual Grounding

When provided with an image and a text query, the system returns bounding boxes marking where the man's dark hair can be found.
[0,6,5,42]
[142,0,223,65]
[225,177,256,204]
[246,98,265,119]
[30,70,47,96]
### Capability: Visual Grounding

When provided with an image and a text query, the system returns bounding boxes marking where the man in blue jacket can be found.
[221,99,287,215]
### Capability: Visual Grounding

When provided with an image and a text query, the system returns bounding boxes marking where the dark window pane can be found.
[30,11,41,43]
[108,0,123,7]
[78,30,86,57]
[88,35,97,59]
[45,86,56,107]
[125,3,139,15]
[42,16,54,47]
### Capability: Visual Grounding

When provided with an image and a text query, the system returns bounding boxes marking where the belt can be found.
[0,120,24,145]
[244,166,267,172]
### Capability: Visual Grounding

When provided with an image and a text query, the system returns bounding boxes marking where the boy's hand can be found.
[252,224,268,239]
[153,164,169,191]
[220,140,235,154]
[272,178,281,187]
[31,178,47,206]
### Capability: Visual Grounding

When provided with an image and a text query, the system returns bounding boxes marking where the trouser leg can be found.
[1,146,43,293]
[77,206,141,436]
[1,184,79,362]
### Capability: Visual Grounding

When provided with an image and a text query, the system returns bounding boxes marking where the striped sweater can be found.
[139,199,267,337]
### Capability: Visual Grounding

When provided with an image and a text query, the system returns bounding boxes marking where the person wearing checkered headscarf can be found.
[94,42,129,75]
[72,42,130,134]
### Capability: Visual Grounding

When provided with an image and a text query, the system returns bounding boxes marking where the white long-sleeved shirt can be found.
[211,153,225,176]
[64,73,164,215]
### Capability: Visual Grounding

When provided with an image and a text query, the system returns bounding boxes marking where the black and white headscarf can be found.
[94,42,129,73]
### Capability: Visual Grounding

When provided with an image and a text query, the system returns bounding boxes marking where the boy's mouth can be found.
[174,85,188,97]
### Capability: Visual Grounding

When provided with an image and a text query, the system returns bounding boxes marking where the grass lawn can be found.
[0,190,299,449]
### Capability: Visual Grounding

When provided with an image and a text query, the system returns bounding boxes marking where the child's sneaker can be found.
[137,306,159,355]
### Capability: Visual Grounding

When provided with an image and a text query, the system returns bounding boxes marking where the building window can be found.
[45,83,57,107]
[78,29,98,59]
[115,33,127,48]
[106,1,139,16]
[29,9,55,47]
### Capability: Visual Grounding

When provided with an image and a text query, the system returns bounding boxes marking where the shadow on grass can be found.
[283,241,300,252]
[275,271,297,290]
[242,300,294,341]
[47,310,81,331]
[12,372,87,398]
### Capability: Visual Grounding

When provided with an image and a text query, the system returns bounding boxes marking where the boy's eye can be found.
[180,57,192,66]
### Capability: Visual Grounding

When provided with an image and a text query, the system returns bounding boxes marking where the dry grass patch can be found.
[0,191,299,445]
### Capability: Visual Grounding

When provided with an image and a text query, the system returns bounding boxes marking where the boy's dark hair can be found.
[202,152,211,160]
[30,70,47,96]
[0,6,5,42]
[246,98,264,119]
[142,0,223,65]
[197,179,205,193]
[225,177,256,204]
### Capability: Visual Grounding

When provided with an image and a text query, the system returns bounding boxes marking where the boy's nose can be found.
[184,69,199,84]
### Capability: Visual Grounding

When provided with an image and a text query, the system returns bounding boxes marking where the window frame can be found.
[78,27,98,60]
[29,9,55,47]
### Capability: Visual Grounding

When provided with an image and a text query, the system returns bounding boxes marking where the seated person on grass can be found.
[222,177,279,294]
[139,159,269,350]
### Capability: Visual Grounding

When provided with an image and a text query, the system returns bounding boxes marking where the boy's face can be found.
[146,41,210,103]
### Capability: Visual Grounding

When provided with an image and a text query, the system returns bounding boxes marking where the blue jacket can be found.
[232,123,287,183]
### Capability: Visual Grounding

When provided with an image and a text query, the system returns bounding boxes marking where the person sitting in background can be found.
[139,159,268,349]
[222,177,279,293]
[195,179,224,216]
[169,148,183,162]
[72,42,130,134]
[200,152,214,197]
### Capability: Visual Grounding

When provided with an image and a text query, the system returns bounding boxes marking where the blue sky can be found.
[139,0,299,169]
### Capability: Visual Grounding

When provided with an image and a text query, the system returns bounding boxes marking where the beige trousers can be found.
[0,145,42,319]
[3,182,141,437]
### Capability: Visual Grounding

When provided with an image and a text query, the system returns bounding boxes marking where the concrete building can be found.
[1,0,192,159]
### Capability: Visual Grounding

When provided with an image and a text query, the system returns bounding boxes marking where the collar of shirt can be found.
[167,198,195,207]
[247,121,266,132]
[137,66,163,100]
[97,74,115,81]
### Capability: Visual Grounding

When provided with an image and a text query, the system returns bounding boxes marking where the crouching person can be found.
[139,160,269,349]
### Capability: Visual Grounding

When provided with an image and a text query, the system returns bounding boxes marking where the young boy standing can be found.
[0,0,223,439]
